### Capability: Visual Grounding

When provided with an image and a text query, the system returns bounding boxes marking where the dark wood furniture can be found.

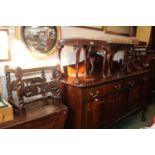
[4,66,62,112]
[0,101,67,129]
[3,65,68,129]
[148,26,155,51]
[107,42,143,74]
[143,27,155,93]
[138,54,155,98]
[58,39,110,83]
[58,39,150,129]
[61,70,149,128]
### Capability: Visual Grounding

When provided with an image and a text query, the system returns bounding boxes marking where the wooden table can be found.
[58,39,109,83]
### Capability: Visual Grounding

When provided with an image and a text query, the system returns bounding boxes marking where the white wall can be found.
[0,26,134,99]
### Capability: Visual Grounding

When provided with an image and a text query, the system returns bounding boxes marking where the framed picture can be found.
[104,26,132,36]
[77,26,103,31]
[0,29,10,61]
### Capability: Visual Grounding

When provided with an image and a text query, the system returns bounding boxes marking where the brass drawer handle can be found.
[94,98,99,102]
[128,80,135,86]
[95,99,105,103]
[90,41,94,45]
[142,77,148,82]
[90,91,99,99]
[114,84,121,90]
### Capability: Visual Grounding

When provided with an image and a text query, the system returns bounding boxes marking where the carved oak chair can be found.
[4,65,68,129]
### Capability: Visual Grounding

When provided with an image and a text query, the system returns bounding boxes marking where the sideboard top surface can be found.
[60,70,150,88]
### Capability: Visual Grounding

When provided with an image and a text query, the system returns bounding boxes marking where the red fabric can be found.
[148,116,155,127]
[152,116,155,124]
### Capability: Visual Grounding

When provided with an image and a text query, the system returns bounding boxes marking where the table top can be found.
[60,70,150,88]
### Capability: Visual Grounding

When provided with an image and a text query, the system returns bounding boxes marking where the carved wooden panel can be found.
[4,65,63,114]
[18,81,62,98]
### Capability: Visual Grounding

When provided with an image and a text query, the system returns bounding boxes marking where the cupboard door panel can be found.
[116,89,129,119]
[82,94,116,128]
[141,84,149,106]
[82,100,100,129]
[98,95,116,127]
[128,85,142,111]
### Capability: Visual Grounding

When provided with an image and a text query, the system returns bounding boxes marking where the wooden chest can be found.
[0,99,14,124]
[0,100,68,129]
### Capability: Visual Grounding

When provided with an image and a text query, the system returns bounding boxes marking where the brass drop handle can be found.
[114,84,121,90]
[95,99,105,103]
[128,80,135,86]
[90,91,99,99]
[94,98,99,102]
[90,41,94,45]
[142,77,148,82]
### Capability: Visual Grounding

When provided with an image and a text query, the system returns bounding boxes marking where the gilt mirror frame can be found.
[16,26,61,59]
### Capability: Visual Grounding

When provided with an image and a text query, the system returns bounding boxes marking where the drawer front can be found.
[81,73,149,103]
[81,81,125,103]
[141,74,149,83]
[124,73,149,88]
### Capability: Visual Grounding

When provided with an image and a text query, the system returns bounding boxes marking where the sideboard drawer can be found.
[124,74,149,88]
[80,73,149,103]
[81,80,126,103]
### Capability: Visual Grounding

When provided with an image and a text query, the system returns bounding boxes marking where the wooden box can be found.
[0,99,14,124]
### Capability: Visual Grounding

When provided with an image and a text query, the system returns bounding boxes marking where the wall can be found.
[0,26,135,99]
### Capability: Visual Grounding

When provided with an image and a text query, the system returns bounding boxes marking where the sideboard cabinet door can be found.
[128,85,142,111]
[82,100,100,129]
[116,89,129,119]
[82,94,116,128]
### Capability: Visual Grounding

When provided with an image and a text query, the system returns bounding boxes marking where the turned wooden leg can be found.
[102,52,107,78]
[107,53,113,77]
[126,55,132,73]
[83,47,89,76]
[121,49,128,73]
[5,71,13,100]
[74,46,82,84]
[89,58,94,74]
[57,46,62,67]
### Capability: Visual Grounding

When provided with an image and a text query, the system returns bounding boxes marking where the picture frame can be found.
[0,29,10,61]
[104,26,132,36]
[77,26,103,31]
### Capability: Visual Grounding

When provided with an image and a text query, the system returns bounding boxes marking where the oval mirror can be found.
[16,26,61,58]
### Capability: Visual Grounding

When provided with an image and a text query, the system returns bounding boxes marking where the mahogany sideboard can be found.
[60,70,150,128]
[57,38,150,129]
